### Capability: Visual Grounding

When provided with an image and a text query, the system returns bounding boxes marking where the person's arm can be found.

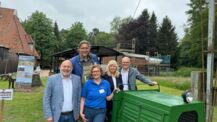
[80,97,88,122]
[106,92,113,101]
[134,68,157,86]
[43,77,53,121]
[106,82,114,101]
[76,77,82,120]
[80,82,88,122]
[46,117,53,122]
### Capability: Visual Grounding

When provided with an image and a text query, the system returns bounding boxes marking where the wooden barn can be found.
[0,7,39,74]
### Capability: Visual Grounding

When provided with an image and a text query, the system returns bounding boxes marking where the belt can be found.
[61,111,73,115]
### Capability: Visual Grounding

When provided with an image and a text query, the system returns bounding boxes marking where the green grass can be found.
[150,76,191,90]
[0,76,216,121]
[0,77,47,122]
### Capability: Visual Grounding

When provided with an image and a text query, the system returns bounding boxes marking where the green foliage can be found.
[95,32,115,48]
[64,22,87,49]
[0,78,47,122]
[158,16,178,56]
[177,0,217,67]
[160,67,201,77]
[110,16,133,34]
[149,12,158,55]
[116,9,178,67]
[150,76,191,90]
[22,11,56,68]
[174,67,201,77]
[53,21,63,51]
[88,28,100,45]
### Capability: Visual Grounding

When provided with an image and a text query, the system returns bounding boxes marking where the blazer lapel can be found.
[128,68,133,90]
[71,75,76,102]
[57,74,64,101]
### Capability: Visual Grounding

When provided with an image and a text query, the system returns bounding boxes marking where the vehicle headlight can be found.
[182,90,193,103]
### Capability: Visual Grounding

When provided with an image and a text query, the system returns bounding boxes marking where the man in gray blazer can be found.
[120,56,157,90]
[43,60,81,122]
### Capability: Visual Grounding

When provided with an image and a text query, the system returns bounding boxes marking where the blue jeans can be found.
[58,111,76,122]
[84,107,106,122]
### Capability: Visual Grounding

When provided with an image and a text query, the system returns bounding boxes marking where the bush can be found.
[151,76,191,90]
[174,67,201,77]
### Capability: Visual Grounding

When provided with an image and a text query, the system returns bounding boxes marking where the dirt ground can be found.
[39,70,50,77]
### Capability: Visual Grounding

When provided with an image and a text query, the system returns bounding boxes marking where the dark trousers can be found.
[84,107,106,122]
[58,111,76,122]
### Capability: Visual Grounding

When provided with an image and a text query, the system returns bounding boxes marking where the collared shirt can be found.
[80,55,96,84]
[61,75,73,112]
[121,69,129,91]
[79,54,93,66]
[81,79,111,109]
[112,76,117,89]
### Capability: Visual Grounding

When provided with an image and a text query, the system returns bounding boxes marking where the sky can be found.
[1,0,190,39]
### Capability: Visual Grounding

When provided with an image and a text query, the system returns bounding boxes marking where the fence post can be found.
[191,71,206,101]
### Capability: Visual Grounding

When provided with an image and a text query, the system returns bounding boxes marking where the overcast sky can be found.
[2,0,190,39]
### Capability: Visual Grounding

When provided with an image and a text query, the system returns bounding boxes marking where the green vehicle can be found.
[112,85,205,122]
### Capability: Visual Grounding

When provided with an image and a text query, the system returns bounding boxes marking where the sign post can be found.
[0,89,13,122]
[16,55,35,91]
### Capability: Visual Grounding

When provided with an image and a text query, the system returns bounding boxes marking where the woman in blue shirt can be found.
[80,65,114,122]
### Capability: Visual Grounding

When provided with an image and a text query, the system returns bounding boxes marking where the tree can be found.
[95,32,115,48]
[158,16,178,55]
[88,28,100,45]
[158,16,178,67]
[64,22,87,49]
[178,0,210,67]
[110,16,133,34]
[22,11,56,68]
[118,9,151,54]
[53,21,63,51]
[149,12,158,56]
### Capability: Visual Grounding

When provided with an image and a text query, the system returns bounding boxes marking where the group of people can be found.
[43,40,157,122]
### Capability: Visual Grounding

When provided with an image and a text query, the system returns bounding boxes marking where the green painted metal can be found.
[112,90,205,122]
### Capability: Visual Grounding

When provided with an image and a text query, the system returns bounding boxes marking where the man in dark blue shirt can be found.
[70,40,99,84]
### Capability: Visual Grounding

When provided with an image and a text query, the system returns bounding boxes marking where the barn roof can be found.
[0,7,40,59]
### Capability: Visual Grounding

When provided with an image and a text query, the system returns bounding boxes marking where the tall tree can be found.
[178,0,210,67]
[65,22,87,49]
[88,28,100,45]
[135,9,151,54]
[53,21,62,51]
[158,16,178,67]
[118,9,151,54]
[95,32,115,48]
[149,12,158,56]
[22,11,56,68]
[110,16,133,34]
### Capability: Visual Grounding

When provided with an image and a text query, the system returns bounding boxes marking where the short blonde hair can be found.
[106,60,119,77]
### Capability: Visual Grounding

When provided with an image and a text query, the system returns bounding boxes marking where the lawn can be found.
[0,76,216,122]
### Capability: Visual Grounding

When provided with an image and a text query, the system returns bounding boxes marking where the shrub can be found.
[174,67,201,77]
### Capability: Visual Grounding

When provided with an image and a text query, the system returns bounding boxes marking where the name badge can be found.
[99,89,105,94]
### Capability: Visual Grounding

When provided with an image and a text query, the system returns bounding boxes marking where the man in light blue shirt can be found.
[43,60,81,122]
[120,56,157,90]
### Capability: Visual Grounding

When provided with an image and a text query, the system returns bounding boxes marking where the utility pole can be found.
[206,0,215,121]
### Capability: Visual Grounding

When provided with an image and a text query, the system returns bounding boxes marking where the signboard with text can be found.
[16,55,35,89]
[0,89,13,100]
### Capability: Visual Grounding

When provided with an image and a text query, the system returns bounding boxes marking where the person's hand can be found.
[113,88,120,93]
[47,117,53,122]
[80,113,88,122]
[151,81,158,86]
